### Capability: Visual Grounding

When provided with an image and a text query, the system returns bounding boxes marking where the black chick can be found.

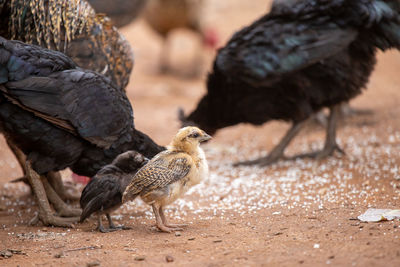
[80,151,148,233]
[87,0,148,28]
[0,37,164,227]
[181,0,400,166]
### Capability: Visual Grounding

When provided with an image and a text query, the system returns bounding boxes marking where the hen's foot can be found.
[29,213,78,228]
[164,223,188,228]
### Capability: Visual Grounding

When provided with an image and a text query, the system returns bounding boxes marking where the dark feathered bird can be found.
[0,0,135,200]
[0,0,133,90]
[80,151,148,233]
[87,0,148,28]
[181,0,400,166]
[0,37,164,226]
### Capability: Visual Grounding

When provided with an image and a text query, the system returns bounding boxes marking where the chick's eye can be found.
[192,132,199,138]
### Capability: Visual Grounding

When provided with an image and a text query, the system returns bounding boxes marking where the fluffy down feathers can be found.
[80,151,149,226]
[122,126,211,232]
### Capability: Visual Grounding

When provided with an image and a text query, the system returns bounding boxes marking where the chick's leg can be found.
[152,204,181,233]
[106,213,131,231]
[26,162,77,227]
[97,215,114,233]
[234,120,307,167]
[41,175,81,217]
[159,207,187,228]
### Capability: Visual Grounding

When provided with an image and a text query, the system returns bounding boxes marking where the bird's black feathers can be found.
[80,150,149,222]
[0,37,164,176]
[184,0,400,134]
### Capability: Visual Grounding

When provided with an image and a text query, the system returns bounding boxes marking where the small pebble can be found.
[165,255,174,262]
[134,256,146,261]
[86,261,100,267]
[175,232,182,237]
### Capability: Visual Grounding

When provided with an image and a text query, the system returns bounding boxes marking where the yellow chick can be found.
[122,126,211,232]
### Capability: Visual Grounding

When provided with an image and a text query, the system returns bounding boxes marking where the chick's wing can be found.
[124,151,191,199]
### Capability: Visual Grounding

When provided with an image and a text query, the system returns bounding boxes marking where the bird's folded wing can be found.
[124,154,192,197]
[216,19,357,87]
[80,175,122,221]
[0,37,77,81]
[2,70,133,148]
[1,37,133,148]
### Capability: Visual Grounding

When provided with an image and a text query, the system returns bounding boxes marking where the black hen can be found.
[0,37,164,226]
[181,0,400,166]
[80,150,148,233]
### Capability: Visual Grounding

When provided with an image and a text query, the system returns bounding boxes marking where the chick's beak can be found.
[199,133,212,142]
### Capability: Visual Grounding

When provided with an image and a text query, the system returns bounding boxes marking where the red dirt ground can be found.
[1,1,400,266]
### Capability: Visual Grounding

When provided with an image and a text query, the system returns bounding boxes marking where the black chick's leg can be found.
[47,171,80,201]
[159,207,186,229]
[234,120,307,167]
[106,213,131,231]
[97,214,113,233]
[25,162,77,227]
[41,175,81,217]
[152,204,179,233]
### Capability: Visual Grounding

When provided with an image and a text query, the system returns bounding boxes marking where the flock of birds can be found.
[0,0,399,233]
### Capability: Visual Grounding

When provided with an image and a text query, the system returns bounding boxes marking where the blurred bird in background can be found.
[181,0,400,166]
[87,0,148,28]
[123,126,210,233]
[80,151,148,233]
[143,0,219,76]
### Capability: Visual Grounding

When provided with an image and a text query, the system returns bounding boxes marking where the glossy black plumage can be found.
[186,0,400,135]
[80,151,148,232]
[0,37,164,177]
[181,0,400,166]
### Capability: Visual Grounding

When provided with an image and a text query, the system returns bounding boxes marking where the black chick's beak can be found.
[199,133,212,143]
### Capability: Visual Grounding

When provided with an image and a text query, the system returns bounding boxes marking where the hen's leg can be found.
[234,120,307,167]
[159,207,187,228]
[47,171,80,201]
[309,102,373,127]
[152,204,181,233]
[159,37,170,74]
[26,162,77,227]
[6,140,30,186]
[315,104,345,158]
[300,104,345,159]
[107,213,131,231]
[41,175,81,217]
[339,102,373,117]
